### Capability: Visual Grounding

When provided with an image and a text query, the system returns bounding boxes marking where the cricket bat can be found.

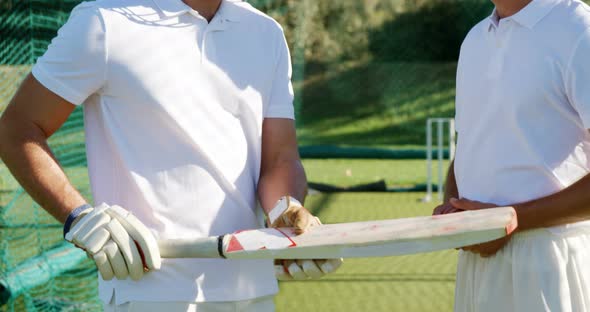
[158,207,517,259]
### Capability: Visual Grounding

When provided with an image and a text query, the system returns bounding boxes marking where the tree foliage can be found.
[255,0,494,63]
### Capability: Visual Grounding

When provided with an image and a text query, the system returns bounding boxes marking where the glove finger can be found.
[80,227,111,254]
[274,261,293,281]
[92,249,115,281]
[103,240,129,280]
[65,204,109,242]
[300,259,324,279]
[108,206,161,270]
[106,218,143,281]
[272,208,294,228]
[273,202,302,225]
[320,258,344,274]
[292,209,313,235]
[286,260,308,280]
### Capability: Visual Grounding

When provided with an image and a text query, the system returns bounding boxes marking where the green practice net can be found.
[1,1,99,311]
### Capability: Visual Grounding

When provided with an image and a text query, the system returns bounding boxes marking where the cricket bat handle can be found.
[158,236,223,258]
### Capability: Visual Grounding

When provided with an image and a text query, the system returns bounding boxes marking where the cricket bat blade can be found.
[158,206,517,259]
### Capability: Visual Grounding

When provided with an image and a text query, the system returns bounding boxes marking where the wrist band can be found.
[63,204,92,238]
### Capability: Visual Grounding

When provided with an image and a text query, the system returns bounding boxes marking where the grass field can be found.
[303,158,449,188]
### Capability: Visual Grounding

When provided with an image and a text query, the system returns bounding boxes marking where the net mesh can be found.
[0,1,97,311]
[0,0,563,311]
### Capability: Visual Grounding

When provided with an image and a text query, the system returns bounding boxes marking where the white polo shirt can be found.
[455,0,590,231]
[32,0,295,304]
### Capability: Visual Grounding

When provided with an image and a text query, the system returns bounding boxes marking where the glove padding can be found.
[269,197,343,280]
[65,203,161,281]
[274,258,343,281]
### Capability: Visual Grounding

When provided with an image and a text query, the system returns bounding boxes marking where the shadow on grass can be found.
[298,61,457,147]
[306,193,335,220]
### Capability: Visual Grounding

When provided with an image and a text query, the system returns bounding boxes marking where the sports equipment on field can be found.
[425,118,456,202]
[159,206,517,259]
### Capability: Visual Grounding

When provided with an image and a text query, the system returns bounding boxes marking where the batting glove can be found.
[268,196,343,280]
[63,203,161,281]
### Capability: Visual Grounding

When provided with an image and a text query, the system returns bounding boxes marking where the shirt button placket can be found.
[488,23,511,79]
[496,20,510,48]
[190,12,209,65]
[202,19,226,65]
[201,29,208,64]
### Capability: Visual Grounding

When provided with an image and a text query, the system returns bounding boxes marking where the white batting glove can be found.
[63,203,161,281]
[268,196,343,280]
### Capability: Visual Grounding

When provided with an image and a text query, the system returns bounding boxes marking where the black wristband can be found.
[63,204,92,238]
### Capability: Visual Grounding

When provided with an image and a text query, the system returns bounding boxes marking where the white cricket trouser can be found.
[454,227,590,312]
[103,295,275,312]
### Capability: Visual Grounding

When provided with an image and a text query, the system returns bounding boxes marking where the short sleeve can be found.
[264,28,295,119]
[32,2,107,105]
[566,30,590,128]
[454,45,467,134]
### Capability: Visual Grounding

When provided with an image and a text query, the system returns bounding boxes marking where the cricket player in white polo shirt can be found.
[433,0,590,311]
[0,0,342,311]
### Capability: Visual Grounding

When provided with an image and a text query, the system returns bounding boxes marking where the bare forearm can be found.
[0,119,86,223]
[443,161,458,203]
[257,159,307,214]
[514,173,590,231]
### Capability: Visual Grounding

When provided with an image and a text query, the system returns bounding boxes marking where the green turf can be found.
[303,158,450,188]
[276,192,456,312]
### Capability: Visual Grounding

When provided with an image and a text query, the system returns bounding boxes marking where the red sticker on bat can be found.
[225,228,296,253]
[226,236,245,252]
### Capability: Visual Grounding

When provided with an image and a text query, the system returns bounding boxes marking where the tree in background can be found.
[254,0,495,63]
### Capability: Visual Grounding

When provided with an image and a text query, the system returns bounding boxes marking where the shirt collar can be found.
[487,9,500,31]
[152,0,190,18]
[152,0,241,22]
[487,0,559,31]
[216,0,241,23]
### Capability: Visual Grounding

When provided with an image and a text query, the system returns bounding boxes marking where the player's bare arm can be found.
[452,171,590,230]
[514,172,590,230]
[258,118,307,213]
[257,118,342,280]
[442,160,459,203]
[0,75,160,280]
[432,160,461,215]
[0,74,84,222]
[448,169,590,257]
